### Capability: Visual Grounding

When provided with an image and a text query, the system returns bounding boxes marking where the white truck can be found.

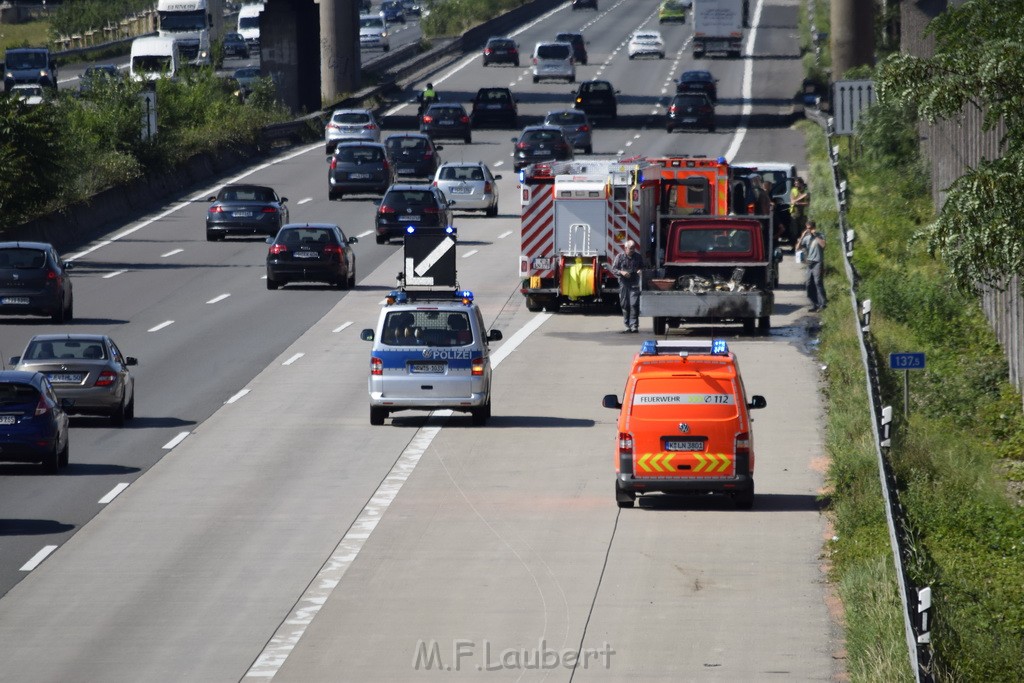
[692,0,744,58]
[157,0,224,67]
[130,36,180,81]
[237,3,265,51]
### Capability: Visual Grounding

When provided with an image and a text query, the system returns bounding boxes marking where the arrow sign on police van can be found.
[404,233,457,287]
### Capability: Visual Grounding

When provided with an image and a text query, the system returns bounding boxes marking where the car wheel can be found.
[376,235,387,245]
[125,393,135,420]
[709,124,716,133]
[532,76,539,83]
[584,145,593,154]
[58,439,69,468]
[266,277,280,290]
[383,44,390,52]
[110,398,126,427]
[734,483,755,510]
[653,316,668,335]
[348,265,356,289]
[628,55,634,60]
[659,52,665,59]
[758,316,771,334]
[568,76,575,83]
[471,402,489,426]
[464,133,472,144]
[666,125,674,133]
[51,299,66,324]
[514,60,520,67]
[370,406,388,426]
[45,444,60,474]
[329,190,340,201]
[64,296,73,322]
[616,481,636,508]
[525,296,543,312]
[482,58,488,67]
[486,203,498,218]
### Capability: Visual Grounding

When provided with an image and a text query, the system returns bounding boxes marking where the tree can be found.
[876,0,1024,289]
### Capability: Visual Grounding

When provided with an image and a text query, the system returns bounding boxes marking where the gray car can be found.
[433,162,501,216]
[325,108,381,154]
[329,141,395,199]
[10,334,138,426]
[0,241,74,323]
[543,109,593,154]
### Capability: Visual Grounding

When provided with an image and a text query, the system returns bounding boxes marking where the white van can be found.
[532,41,575,83]
[130,36,180,82]
[237,3,265,49]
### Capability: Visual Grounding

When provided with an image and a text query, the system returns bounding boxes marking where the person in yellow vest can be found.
[790,176,810,236]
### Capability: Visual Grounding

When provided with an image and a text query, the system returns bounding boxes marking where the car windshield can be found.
[488,40,513,49]
[478,90,511,102]
[439,166,484,181]
[673,95,707,106]
[278,228,336,246]
[0,383,39,406]
[25,339,107,361]
[6,52,46,69]
[556,34,580,44]
[676,228,753,255]
[586,82,612,93]
[360,17,385,28]
[219,186,276,202]
[634,33,659,41]
[335,146,384,163]
[333,112,371,125]
[427,106,463,116]
[536,44,570,59]
[523,130,561,143]
[0,248,46,269]
[387,137,428,152]
[234,68,259,79]
[384,190,435,206]
[381,310,471,347]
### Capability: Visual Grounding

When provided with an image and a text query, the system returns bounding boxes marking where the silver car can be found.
[359,14,391,52]
[542,109,593,154]
[532,41,575,83]
[10,334,138,426]
[325,108,381,153]
[433,162,501,216]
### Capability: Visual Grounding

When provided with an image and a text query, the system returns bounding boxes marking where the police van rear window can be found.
[381,310,472,347]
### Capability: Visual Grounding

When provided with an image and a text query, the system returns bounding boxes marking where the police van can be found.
[360,289,501,426]
[603,339,767,509]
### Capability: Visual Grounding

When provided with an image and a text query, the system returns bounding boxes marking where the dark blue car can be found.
[380,1,406,23]
[0,371,71,473]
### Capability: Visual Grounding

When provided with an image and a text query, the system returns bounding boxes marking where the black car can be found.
[676,70,718,102]
[572,0,598,8]
[0,242,74,323]
[555,31,588,66]
[482,37,520,67]
[573,79,619,120]
[266,223,358,290]
[329,142,395,200]
[222,32,250,58]
[666,92,715,133]
[512,125,574,171]
[384,133,444,179]
[470,87,518,128]
[0,370,71,473]
[78,64,119,93]
[206,184,289,240]
[375,184,454,244]
[401,1,422,17]
[420,103,472,143]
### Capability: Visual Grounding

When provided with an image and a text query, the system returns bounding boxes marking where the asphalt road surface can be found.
[0,1,842,680]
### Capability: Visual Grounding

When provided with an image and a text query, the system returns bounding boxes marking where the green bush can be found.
[49,0,153,41]
[421,0,527,37]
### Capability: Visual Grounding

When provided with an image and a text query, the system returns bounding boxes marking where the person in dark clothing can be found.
[611,239,645,333]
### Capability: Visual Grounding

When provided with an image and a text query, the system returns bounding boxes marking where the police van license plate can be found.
[664,440,704,451]
[410,362,446,374]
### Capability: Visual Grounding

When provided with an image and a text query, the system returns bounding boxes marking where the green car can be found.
[658,0,689,23]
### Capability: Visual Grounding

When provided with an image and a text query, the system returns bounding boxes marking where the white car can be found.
[532,42,575,83]
[325,108,382,153]
[433,162,501,217]
[359,14,390,52]
[628,31,666,59]
[11,84,45,105]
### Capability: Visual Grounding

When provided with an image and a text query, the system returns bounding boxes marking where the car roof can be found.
[386,183,437,191]
[335,140,386,148]
[278,223,340,231]
[545,109,586,118]
[0,370,44,384]
[25,333,108,343]
[521,125,563,133]
[438,161,485,167]
[681,70,713,79]
[386,132,431,140]
[0,241,54,250]
[555,32,583,39]
[332,108,373,115]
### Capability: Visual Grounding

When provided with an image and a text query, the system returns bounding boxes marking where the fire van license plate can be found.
[533,257,552,270]
[410,363,446,374]
[665,440,705,452]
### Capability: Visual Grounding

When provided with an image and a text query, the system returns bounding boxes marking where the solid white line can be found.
[161,249,183,258]
[724,0,763,163]
[282,353,304,366]
[148,321,174,332]
[492,313,551,368]
[162,432,190,450]
[297,197,313,205]
[206,293,231,304]
[103,270,127,279]
[99,483,130,505]
[493,160,504,167]
[333,321,353,333]
[20,546,57,572]
[225,389,250,404]
[498,230,513,239]
[461,249,478,258]
[357,230,374,238]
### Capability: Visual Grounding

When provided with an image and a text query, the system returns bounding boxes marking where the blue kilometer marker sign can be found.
[889,352,926,369]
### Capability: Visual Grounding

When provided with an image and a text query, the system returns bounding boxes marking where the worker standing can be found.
[611,239,645,333]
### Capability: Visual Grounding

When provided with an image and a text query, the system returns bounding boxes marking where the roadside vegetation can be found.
[421,0,526,37]
[803,1,1024,680]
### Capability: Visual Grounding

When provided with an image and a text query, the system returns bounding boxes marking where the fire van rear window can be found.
[630,378,738,417]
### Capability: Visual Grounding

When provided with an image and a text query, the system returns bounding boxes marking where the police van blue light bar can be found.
[385,290,409,305]
[459,290,474,304]
[640,339,729,356]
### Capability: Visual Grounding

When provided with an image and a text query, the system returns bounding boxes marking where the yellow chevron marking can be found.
[693,453,706,472]
[637,453,651,473]
[717,453,732,473]
[650,454,665,473]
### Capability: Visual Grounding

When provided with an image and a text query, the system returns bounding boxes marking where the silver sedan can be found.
[433,162,502,217]
[10,334,137,426]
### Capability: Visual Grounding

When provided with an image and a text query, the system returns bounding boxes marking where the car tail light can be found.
[261,206,278,214]
[330,157,337,170]
[322,243,343,256]
[617,431,634,472]
[326,123,340,130]
[95,370,117,387]
[371,356,383,375]
[669,105,678,113]
[423,150,434,158]
[209,205,225,213]
[422,115,434,124]
[378,205,396,214]
[422,206,439,214]
[735,431,751,458]
[700,106,712,113]
[34,396,49,417]
[471,358,485,376]
[483,182,492,193]
[747,202,756,214]
[382,159,390,173]
[532,57,538,65]
[576,97,583,104]
[269,243,289,255]
[510,48,518,55]
[484,48,493,55]
[460,115,469,124]
[364,123,378,130]
[516,142,528,150]
[579,124,590,133]
[45,269,59,281]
